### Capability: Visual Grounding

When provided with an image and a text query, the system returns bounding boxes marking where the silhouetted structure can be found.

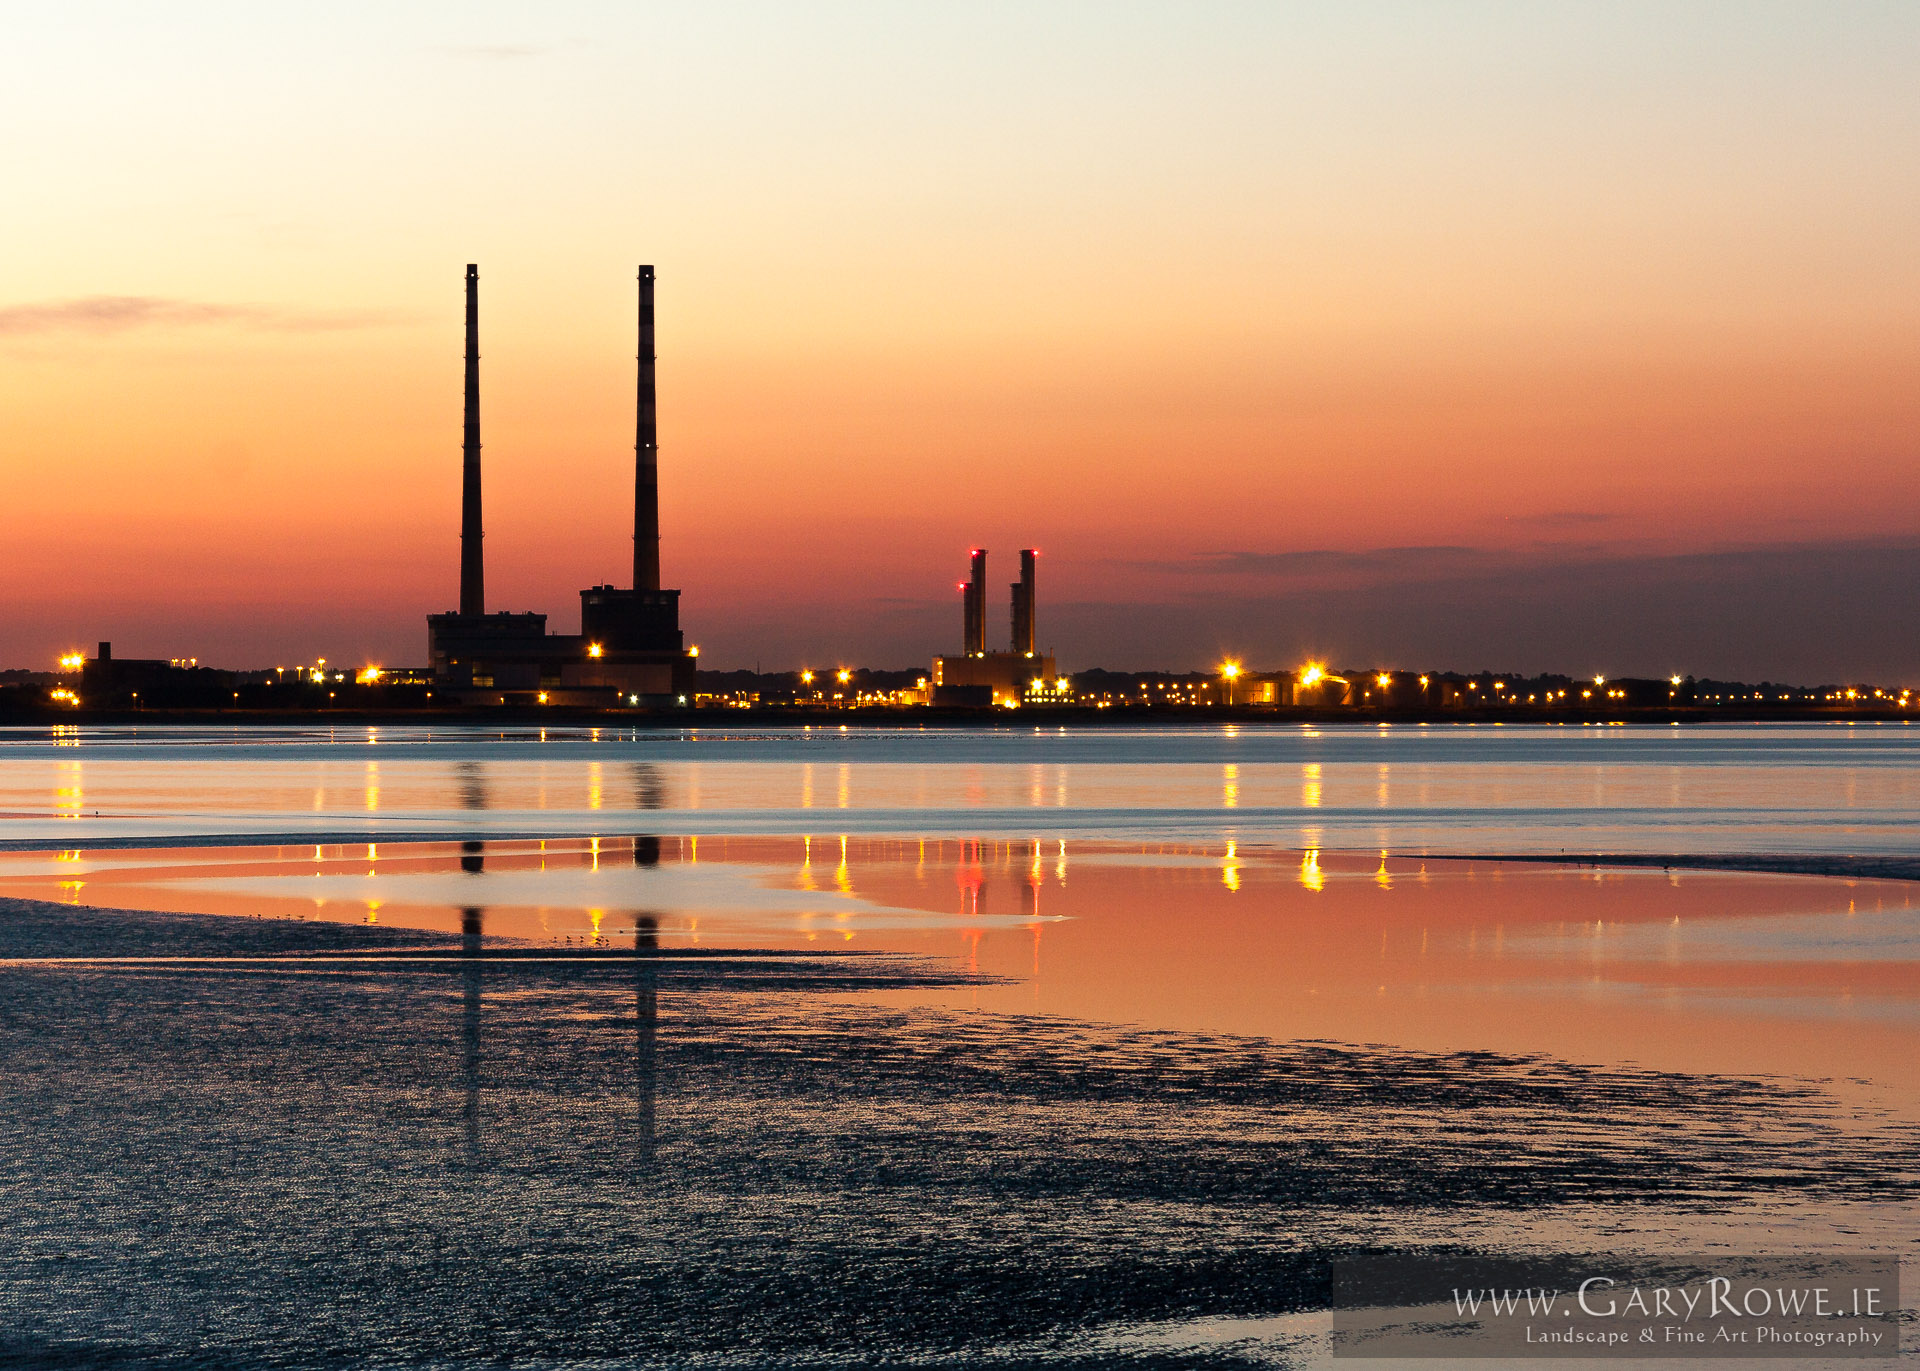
[428,265,696,704]
[933,548,1059,706]
[460,264,484,618]
[1011,549,1036,659]
[962,549,987,657]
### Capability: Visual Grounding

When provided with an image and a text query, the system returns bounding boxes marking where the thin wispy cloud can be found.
[1109,546,1487,578]
[1526,510,1618,528]
[1193,547,1482,575]
[440,43,548,60]
[0,296,400,336]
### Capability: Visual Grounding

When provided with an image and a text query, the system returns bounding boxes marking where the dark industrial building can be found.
[427,265,696,704]
[76,643,220,706]
[932,548,1061,706]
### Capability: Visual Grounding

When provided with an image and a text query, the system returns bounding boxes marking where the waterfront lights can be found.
[57,652,85,671]
[689,645,700,657]
[1670,675,1683,686]
[1220,661,1242,680]
[1376,673,1392,689]
[836,669,851,684]
[588,642,604,658]
[800,670,815,685]
[1300,663,1326,687]
[355,667,383,685]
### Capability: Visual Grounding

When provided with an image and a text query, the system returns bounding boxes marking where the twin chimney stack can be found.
[963,550,988,656]
[453,264,667,615]
[1011,549,1036,657]
[430,263,693,703]
[936,547,1054,706]
[958,548,1038,656]
[459,264,484,617]
[634,265,660,593]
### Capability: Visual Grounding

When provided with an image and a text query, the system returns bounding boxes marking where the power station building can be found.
[932,548,1061,706]
[427,265,696,704]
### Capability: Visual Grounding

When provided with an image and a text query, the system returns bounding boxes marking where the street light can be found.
[1220,660,1241,706]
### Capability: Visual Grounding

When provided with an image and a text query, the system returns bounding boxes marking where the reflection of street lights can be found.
[1220,660,1241,706]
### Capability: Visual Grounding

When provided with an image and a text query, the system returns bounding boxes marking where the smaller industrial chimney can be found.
[1010,549,1036,657]
[964,549,987,656]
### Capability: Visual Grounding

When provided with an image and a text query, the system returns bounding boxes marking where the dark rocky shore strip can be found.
[1461,852,1920,882]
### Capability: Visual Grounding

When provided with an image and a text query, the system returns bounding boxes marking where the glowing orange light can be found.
[588,643,604,658]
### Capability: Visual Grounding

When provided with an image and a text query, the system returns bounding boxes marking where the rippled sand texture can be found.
[2,902,1914,1369]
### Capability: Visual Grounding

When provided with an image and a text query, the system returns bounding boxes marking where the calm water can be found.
[5,721,1920,853]
[2,724,1917,1367]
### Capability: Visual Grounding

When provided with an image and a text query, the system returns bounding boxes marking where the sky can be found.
[3,1,1917,678]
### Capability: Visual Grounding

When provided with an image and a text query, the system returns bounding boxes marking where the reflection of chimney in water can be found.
[456,760,490,813]
[635,913,659,1165]
[461,906,484,1166]
[633,834,661,867]
[461,839,485,875]
[630,762,665,811]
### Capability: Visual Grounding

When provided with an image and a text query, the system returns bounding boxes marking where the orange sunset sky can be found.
[3,3,1918,678]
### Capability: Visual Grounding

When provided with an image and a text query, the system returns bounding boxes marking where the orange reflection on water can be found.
[1,837,1916,1107]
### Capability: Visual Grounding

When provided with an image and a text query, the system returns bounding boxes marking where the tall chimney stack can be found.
[459,264,484,617]
[634,265,661,592]
[1011,548,1036,656]
[964,549,987,656]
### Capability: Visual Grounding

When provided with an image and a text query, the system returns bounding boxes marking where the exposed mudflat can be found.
[2,897,1916,1368]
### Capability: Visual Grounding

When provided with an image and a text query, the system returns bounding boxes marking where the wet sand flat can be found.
[2,897,1916,1369]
